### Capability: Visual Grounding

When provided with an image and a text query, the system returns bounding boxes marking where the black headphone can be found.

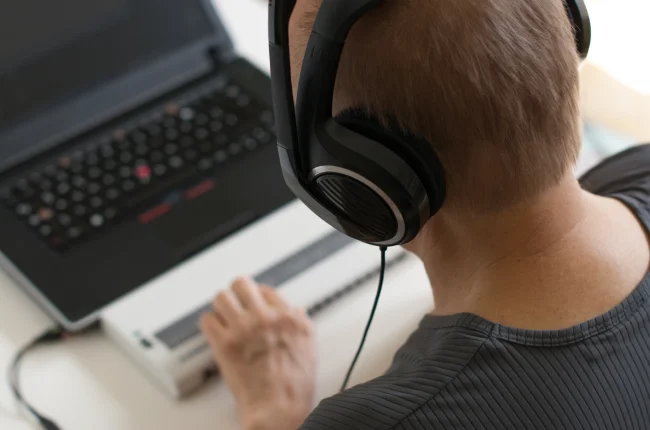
[269,0,591,247]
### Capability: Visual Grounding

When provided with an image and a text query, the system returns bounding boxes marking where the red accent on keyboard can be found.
[184,179,215,201]
[138,203,172,224]
[135,165,152,180]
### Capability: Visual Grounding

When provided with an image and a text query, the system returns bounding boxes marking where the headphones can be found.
[269,0,591,247]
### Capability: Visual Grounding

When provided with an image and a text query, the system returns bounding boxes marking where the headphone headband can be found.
[269,0,592,246]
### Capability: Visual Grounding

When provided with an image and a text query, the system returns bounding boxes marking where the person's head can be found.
[288,0,582,219]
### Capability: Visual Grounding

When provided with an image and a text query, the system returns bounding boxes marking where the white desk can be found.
[0,3,433,429]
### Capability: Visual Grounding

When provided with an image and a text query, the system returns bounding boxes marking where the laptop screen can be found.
[0,0,214,132]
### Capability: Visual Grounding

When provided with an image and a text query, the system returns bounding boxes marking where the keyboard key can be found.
[28,171,42,184]
[180,122,192,133]
[71,176,87,188]
[100,145,115,158]
[28,214,41,227]
[90,196,104,209]
[194,114,209,126]
[131,131,148,145]
[164,143,179,155]
[113,129,127,142]
[55,171,69,182]
[70,163,84,174]
[225,85,240,98]
[199,142,212,153]
[41,192,56,205]
[38,208,54,221]
[117,140,132,151]
[179,107,195,121]
[153,164,167,177]
[39,225,53,237]
[85,153,100,166]
[105,188,121,201]
[120,152,133,164]
[165,129,180,141]
[228,143,242,156]
[209,108,223,119]
[39,178,53,191]
[179,136,195,148]
[122,180,136,192]
[260,110,274,124]
[103,159,117,171]
[104,207,118,220]
[198,158,213,171]
[67,226,84,239]
[73,205,88,217]
[168,156,184,169]
[135,165,152,182]
[44,164,58,177]
[236,94,251,107]
[57,182,71,195]
[135,144,149,156]
[214,150,228,163]
[149,150,164,163]
[194,128,209,140]
[55,199,68,211]
[184,149,198,161]
[88,167,103,180]
[58,214,72,227]
[146,124,162,136]
[58,156,72,169]
[225,114,238,127]
[90,214,105,228]
[244,137,258,151]
[253,128,271,144]
[71,190,85,203]
[165,103,180,116]
[119,166,132,179]
[214,134,228,146]
[103,174,116,187]
[87,182,101,194]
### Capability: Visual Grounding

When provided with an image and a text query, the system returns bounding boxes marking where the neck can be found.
[408,174,649,329]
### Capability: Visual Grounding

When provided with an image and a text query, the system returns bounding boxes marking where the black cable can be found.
[8,322,100,430]
[340,246,388,392]
[8,326,65,430]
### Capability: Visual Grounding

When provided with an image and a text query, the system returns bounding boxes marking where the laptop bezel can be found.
[0,0,234,175]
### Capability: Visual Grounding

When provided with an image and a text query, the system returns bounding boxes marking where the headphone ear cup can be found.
[335,111,446,216]
[307,119,432,245]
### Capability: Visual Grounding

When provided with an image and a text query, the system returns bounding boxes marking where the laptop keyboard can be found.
[0,81,275,251]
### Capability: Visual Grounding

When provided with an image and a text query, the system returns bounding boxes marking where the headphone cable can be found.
[340,246,388,392]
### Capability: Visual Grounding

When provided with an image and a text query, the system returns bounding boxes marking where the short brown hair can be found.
[290,0,582,211]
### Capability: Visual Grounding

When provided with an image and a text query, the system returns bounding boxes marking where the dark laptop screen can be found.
[0,0,214,132]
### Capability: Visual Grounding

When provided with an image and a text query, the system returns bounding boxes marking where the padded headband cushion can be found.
[335,109,446,214]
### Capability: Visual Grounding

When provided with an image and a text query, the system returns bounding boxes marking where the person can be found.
[199,0,650,428]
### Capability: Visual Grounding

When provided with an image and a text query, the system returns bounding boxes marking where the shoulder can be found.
[300,318,490,430]
[580,143,650,200]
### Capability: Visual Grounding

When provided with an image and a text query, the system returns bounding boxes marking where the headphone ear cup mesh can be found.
[314,173,398,243]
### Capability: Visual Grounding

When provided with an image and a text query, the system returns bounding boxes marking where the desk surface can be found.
[0,6,432,430]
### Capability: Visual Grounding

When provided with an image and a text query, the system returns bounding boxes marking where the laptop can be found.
[0,0,296,331]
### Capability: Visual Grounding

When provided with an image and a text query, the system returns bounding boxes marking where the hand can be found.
[200,277,317,430]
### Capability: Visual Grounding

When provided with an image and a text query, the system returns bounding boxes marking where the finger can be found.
[231,277,268,315]
[199,312,228,351]
[260,286,290,311]
[212,289,243,325]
